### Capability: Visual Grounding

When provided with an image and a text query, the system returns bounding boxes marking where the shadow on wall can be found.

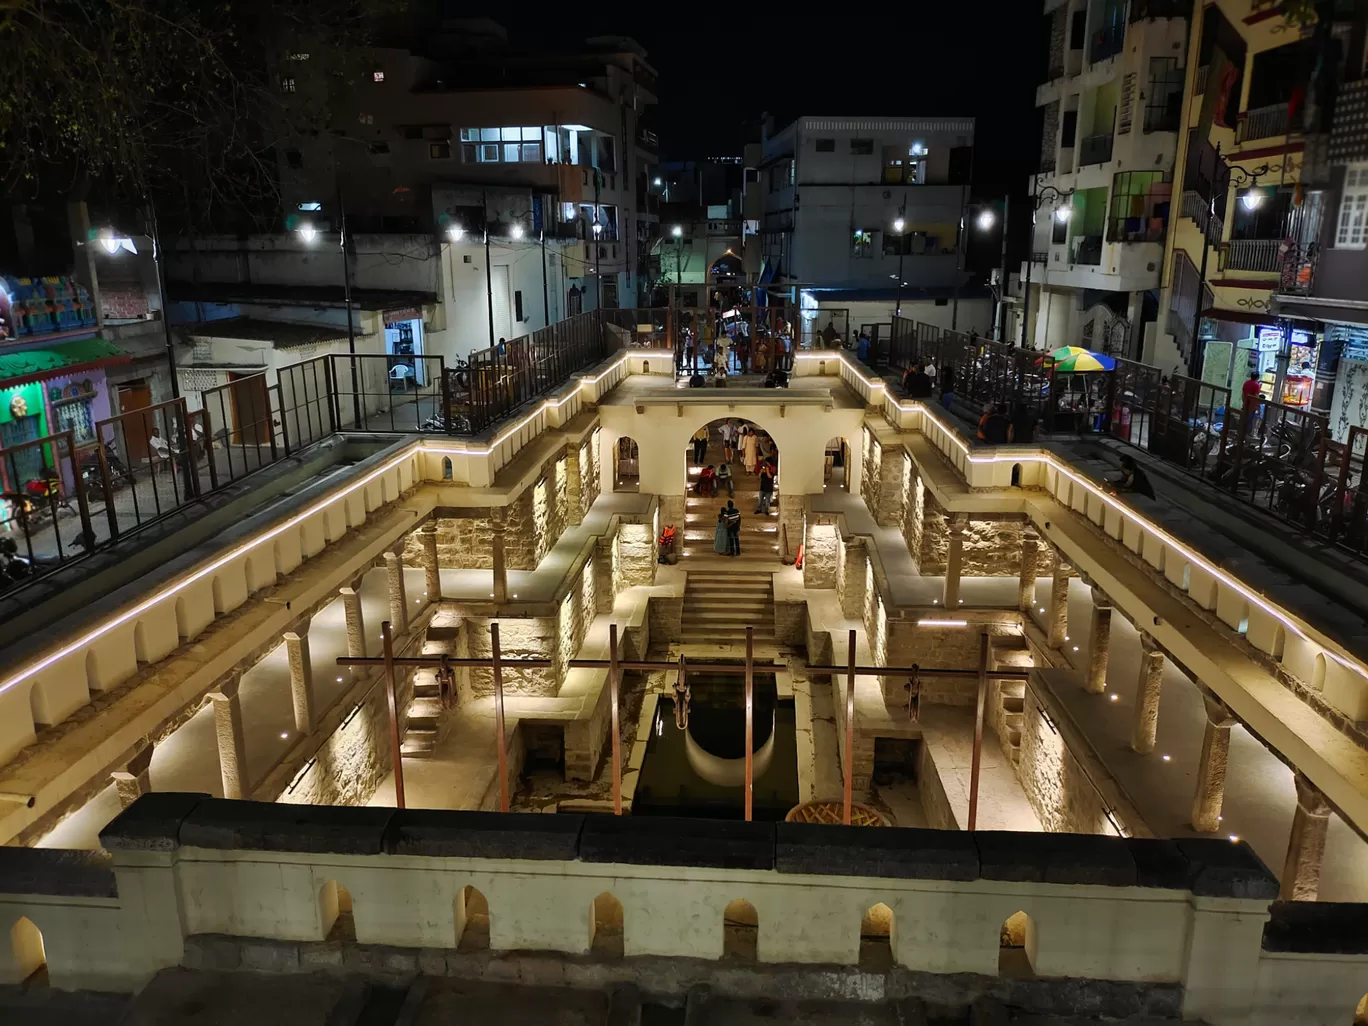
[10,915,46,987]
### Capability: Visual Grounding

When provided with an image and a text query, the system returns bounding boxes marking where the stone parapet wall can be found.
[917,735,959,830]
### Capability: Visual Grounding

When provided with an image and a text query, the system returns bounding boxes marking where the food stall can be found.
[1045,346,1115,432]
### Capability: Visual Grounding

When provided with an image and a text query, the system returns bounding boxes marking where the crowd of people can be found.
[690,420,779,557]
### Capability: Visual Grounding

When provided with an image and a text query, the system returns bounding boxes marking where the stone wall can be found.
[580,431,602,515]
[464,614,559,696]
[279,662,416,808]
[803,523,840,588]
[883,622,1020,706]
[962,516,1025,577]
[614,522,656,588]
[875,446,911,532]
[918,489,949,575]
[902,474,926,571]
[860,427,881,513]
[917,738,959,830]
[1017,686,1115,835]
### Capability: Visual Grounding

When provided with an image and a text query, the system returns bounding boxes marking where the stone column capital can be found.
[1201,694,1237,729]
[1294,773,1332,818]
[420,519,439,536]
[208,673,242,703]
[339,585,358,598]
[384,550,404,567]
[1138,630,1162,656]
[1022,524,1039,543]
[947,512,968,534]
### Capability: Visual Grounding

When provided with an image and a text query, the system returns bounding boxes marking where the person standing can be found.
[742,425,759,473]
[724,500,742,556]
[1241,371,1264,431]
[755,461,775,514]
[692,424,709,465]
[721,419,736,462]
[713,509,730,554]
[939,364,956,411]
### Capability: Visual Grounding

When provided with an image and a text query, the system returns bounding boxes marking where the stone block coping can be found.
[88,794,1284,901]
[0,846,116,897]
[1263,899,1368,953]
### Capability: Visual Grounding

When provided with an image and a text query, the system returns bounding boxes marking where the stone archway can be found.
[682,418,779,560]
[613,436,640,492]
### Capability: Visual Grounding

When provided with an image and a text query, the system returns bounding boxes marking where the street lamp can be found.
[1019,181,1074,349]
[446,225,464,242]
[671,224,684,285]
[976,209,997,231]
[510,223,524,240]
[296,205,361,428]
[591,221,602,309]
[892,205,908,319]
[1186,144,1272,378]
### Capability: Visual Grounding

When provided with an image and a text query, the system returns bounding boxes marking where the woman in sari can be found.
[713,510,729,554]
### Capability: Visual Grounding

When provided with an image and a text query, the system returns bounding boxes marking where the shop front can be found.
[383,307,426,388]
[0,339,128,517]
[1202,319,1324,411]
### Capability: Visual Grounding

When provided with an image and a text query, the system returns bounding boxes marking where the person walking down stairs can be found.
[755,460,775,515]
[692,425,709,465]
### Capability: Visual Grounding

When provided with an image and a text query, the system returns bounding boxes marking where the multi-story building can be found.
[168,21,660,363]
[1154,0,1325,398]
[1015,0,1192,358]
[1271,13,1368,437]
[758,116,988,332]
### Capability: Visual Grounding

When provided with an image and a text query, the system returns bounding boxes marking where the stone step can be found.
[997,680,1027,699]
[1003,711,1024,730]
[1007,728,1022,748]
[684,600,772,615]
[686,582,773,596]
[408,696,444,716]
[1001,695,1025,713]
[400,737,436,757]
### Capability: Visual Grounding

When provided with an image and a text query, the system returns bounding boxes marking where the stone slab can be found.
[385,810,584,860]
[0,846,116,897]
[98,791,210,852]
[1262,899,1368,954]
[773,823,978,881]
[1125,838,1193,890]
[578,816,774,871]
[179,799,396,855]
[1175,838,1279,900]
[973,831,1136,886]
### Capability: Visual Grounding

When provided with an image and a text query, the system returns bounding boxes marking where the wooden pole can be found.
[744,625,754,822]
[968,631,989,831]
[609,622,622,816]
[491,621,509,813]
[843,628,857,825]
[381,621,406,809]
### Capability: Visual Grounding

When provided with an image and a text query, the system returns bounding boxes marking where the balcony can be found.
[1237,103,1292,143]
[1071,235,1104,265]
[1078,133,1115,167]
[1089,23,1125,64]
[1181,189,1223,242]
[1226,238,1282,272]
[636,128,659,154]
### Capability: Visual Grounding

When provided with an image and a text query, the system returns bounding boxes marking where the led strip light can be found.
[800,349,1368,681]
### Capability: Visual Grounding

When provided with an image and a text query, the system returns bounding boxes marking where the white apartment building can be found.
[168,24,660,363]
[1014,0,1191,356]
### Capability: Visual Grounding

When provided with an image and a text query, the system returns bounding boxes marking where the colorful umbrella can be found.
[1048,346,1115,373]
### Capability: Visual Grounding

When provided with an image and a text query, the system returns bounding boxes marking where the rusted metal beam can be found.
[609,623,623,816]
[968,632,989,832]
[844,628,856,826]
[491,621,509,813]
[380,621,406,810]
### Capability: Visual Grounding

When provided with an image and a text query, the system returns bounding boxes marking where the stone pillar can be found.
[1017,527,1038,613]
[111,742,154,809]
[208,675,249,800]
[1085,586,1112,695]
[385,551,409,633]
[943,514,966,608]
[491,517,508,604]
[1047,558,1070,649]
[1280,773,1333,901]
[565,444,584,526]
[1192,695,1237,832]
[419,520,441,600]
[1132,632,1165,753]
[341,586,366,659]
[283,628,316,735]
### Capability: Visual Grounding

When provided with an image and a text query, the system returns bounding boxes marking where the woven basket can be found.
[785,801,891,827]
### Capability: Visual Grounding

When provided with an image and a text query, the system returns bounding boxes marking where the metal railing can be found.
[1071,235,1104,266]
[1090,23,1125,63]
[1226,238,1282,272]
[1195,65,1208,97]
[1238,103,1292,142]
[1181,189,1223,243]
[1078,133,1115,166]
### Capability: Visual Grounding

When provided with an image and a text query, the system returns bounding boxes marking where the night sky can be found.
[454,5,1046,194]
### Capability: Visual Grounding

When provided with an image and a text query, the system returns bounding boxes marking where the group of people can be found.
[901,360,956,409]
[976,402,1038,444]
[688,420,780,556]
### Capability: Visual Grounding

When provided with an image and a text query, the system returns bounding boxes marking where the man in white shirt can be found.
[720,420,736,462]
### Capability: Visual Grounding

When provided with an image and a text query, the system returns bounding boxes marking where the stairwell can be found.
[682,467,780,558]
[989,633,1033,766]
[400,670,445,758]
[681,569,775,647]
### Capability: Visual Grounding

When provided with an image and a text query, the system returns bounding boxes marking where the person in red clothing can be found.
[1241,372,1264,429]
[697,464,718,497]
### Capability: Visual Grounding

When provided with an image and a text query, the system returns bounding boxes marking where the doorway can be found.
[228,372,271,446]
[490,265,512,343]
[601,278,619,309]
[683,418,780,560]
[824,436,850,492]
[116,381,152,461]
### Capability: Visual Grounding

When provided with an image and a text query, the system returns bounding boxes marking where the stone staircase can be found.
[681,569,775,647]
[990,633,1034,766]
[400,671,444,758]
[682,466,780,559]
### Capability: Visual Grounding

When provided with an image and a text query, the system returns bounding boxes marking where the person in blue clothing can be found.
[856,330,870,363]
[713,510,730,554]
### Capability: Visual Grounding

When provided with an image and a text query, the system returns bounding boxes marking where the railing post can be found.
[95,439,119,540]
[439,355,451,433]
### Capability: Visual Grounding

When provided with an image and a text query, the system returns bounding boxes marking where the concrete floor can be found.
[1030,576,1368,902]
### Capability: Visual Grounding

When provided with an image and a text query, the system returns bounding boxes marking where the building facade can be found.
[1015,0,1192,357]
[758,116,974,297]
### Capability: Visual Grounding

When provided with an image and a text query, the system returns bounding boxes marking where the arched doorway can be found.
[859,903,894,968]
[10,916,46,986]
[824,436,852,492]
[589,891,624,957]
[614,436,640,492]
[999,910,1037,977]
[457,885,490,951]
[683,418,779,560]
[722,898,758,961]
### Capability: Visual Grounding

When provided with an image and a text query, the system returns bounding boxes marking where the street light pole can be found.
[337,187,362,430]
[483,189,495,350]
[1019,180,1073,350]
[996,194,1011,343]
[893,195,908,320]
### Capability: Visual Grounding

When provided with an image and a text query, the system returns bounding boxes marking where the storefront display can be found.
[383,310,425,388]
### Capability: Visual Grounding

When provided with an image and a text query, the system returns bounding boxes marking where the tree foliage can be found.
[0,0,387,230]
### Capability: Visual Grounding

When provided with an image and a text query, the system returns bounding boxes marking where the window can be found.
[815,138,835,152]
[430,142,451,159]
[852,229,874,258]
[284,149,303,169]
[368,142,390,155]
[373,70,385,83]
[457,127,544,163]
[1336,164,1368,249]
[279,77,296,93]
[358,113,373,125]
[851,139,873,155]
[789,161,795,186]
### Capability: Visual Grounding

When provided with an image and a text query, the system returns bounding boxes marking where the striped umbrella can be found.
[1048,346,1115,373]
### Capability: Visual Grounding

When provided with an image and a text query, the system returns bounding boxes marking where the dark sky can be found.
[457,4,1047,195]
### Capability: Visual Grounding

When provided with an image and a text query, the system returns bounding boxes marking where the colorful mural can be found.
[0,275,97,342]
